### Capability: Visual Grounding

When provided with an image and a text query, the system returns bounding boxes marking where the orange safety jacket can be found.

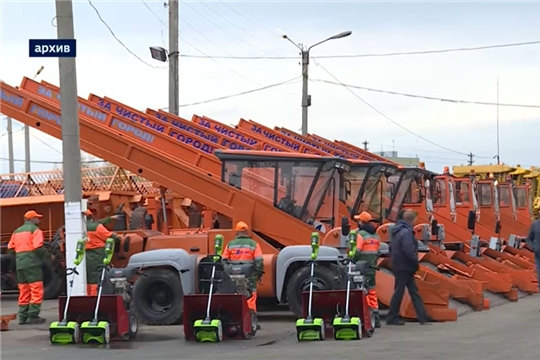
[86,221,113,250]
[222,236,264,288]
[8,221,46,269]
[356,228,381,283]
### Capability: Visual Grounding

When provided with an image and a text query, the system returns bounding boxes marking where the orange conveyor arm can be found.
[278,127,396,164]
[21,78,284,198]
[192,114,292,153]
[237,119,323,155]
[0,82,317,247]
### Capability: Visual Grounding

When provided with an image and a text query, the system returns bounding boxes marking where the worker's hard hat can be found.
[82,209,93,216]
[234,221,249,231]
[354,212,372,222]
[24,210,43,219]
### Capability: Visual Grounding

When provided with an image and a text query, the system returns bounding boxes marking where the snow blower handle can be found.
[347,230,358,259]
[213,234,224,262]
[103,238,115,266]
[310,232,320,261]
[73,239,86,266]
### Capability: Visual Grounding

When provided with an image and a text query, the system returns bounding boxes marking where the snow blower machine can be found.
[184,234,259,342]
[296,232,325,341]
[300,230,375,340]
[49,239,86,344]
[55,237,140,345]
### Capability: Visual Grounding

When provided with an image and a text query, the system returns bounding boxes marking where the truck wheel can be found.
[129,207,148,230]
[133,268,183,325]
[285,265,336,318]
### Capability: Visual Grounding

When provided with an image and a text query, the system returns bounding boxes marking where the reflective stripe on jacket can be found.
[356,229,380,277]
[8,221,46,269]
[86,221,112,250]
[222,236,264,272]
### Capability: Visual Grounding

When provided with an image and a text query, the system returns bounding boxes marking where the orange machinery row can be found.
[1,77,537,321]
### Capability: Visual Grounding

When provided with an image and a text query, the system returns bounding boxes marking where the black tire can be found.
[285,265,336,318]
[133,268,183,325]
[128,312,138,339]
[43,260,64,300]
[129,207,148,230]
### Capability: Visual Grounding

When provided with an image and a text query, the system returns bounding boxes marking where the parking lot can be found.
[2,294,540,360]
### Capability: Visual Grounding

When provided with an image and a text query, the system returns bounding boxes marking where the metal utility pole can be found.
[24,126,30,172]
[468,152,475,166]
[22,65,45,173]
[362,140,369,151]
[168,0,179,116]
[55,0,87,295]
[148,1,179,114]
[496,77,500,164]
[6,117,15,173]
[282,31,352,136]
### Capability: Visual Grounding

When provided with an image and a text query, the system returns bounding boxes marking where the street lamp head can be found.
[282,34,288,39]
[149,46,168,62]
[329,31,352,40]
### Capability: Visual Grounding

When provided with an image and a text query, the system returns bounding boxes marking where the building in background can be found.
[374,151,421,167]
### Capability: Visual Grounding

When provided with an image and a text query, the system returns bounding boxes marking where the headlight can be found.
[349,271,362,276]
[353,275,365,283]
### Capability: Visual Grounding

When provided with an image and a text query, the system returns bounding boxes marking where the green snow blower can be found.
[49,239,86,344]
[296,232,325,342]
[80,238,115,345]
[333,230,362,340]
[193,235,225,343]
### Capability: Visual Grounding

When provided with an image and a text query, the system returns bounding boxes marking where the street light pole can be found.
[283,31,352,136]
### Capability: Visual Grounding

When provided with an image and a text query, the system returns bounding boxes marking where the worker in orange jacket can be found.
[222,221,264,314]
[8,210,50,324]
[353,211,382,328]
[83,209,120,295]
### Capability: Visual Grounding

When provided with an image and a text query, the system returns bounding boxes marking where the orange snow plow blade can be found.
[423,248,517,300]
[376,259,457,322]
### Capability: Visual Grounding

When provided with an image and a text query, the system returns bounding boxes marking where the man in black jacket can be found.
[386,210,431,325]
[525,218,540,295]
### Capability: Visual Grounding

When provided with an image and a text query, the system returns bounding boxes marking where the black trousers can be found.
[387,271,429,322]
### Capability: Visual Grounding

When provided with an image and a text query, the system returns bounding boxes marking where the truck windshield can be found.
[387,170,416,222]
[342,166,370,214]
[354,165,385,216]
[221,158,343,228]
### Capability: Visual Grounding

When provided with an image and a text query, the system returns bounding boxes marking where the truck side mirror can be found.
[144,214,154,229]
[341,216,350,236]
[431,219,439,236]
[495,220,501,234]
[467,210,476,231]
[123,236,131,253]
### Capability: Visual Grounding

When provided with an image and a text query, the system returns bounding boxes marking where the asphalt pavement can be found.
[1,294,540,360]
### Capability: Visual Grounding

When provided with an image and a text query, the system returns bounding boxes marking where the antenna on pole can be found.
[496,77,500,164]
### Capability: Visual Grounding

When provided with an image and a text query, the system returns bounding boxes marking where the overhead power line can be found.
[88,0,166,69]
[140,0,298,96]
[179,39,540,60]
[177,76,300,108]
[312,79,540,109]
[216,0,296,54]
[311,59,492,159]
